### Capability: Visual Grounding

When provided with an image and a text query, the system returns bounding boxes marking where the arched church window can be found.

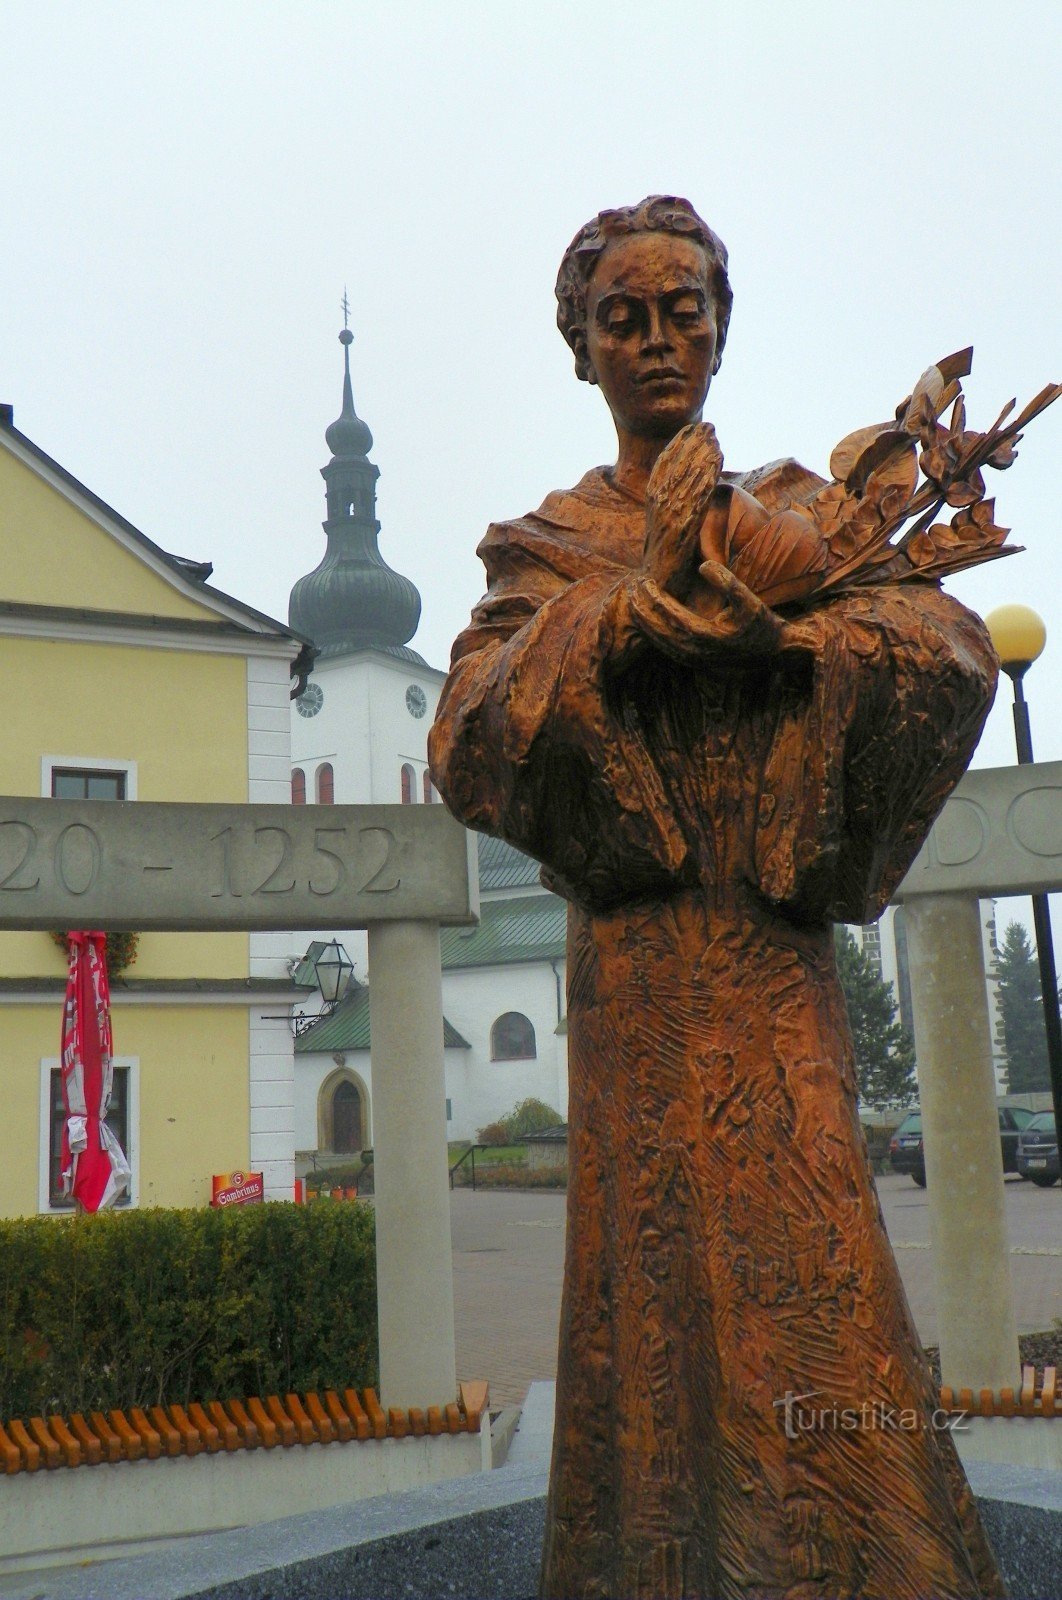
[423,770,435,804]
[291,768,306,805]
[316,763,334,805]
[491,1011,537,1061]
[401,763,415,805]
[332,1079,363,1155]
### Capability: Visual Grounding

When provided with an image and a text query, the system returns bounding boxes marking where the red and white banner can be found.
[211,1170,264,1207]
[60,931,131,1212]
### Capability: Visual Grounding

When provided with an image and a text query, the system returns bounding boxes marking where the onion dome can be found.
[289,326,422,659]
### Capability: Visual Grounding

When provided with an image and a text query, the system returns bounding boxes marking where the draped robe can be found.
[428,462,1006,1600]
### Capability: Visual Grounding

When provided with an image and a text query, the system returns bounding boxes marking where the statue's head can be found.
[556,196,733,441]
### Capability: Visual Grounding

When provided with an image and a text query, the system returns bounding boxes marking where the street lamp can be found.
[277,939,355,1037]
[312,939,354,1008]
[984,604,1062,1141]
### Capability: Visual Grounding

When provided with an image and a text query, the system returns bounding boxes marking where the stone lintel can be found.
[895,760,1062,900]
[0,799,477,931]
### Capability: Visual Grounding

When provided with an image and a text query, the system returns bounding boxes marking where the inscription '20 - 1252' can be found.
[0,819,401,900]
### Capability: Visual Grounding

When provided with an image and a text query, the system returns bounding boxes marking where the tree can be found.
[834,928,917,1108]
[995,920,1050,1094]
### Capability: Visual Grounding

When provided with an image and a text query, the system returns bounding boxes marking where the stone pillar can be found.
[904,892,1019,1392]
[367,918,457,1409]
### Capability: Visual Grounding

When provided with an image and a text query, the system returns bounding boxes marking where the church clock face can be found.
[296,683,324,718]
[405,683,427,719]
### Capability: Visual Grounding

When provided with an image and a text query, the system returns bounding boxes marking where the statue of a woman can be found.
[429,197,1011,1598]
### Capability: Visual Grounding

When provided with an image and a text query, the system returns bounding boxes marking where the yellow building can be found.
[0,402,313,1216]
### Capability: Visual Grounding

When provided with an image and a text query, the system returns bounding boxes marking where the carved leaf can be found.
[828,423,895,485]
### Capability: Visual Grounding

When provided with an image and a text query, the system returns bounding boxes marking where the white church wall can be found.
[294,959,570,1157]
[296,1045,476,1157]
[366,655,444,804]
[290,657,369,804]
[250,1008,296,1201]
[439,963,567,1142]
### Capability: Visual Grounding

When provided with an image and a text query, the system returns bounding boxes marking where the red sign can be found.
[211,1170,264,1207]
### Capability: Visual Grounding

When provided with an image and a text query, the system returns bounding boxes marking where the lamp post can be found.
[984,604,1062,1141]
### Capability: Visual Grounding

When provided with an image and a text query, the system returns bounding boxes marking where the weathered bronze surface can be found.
[430,197,1056,1598]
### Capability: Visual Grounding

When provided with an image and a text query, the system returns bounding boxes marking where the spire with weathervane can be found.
[288,296,422,660]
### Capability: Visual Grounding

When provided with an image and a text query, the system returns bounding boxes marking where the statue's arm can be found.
[754,582,998,923]
[428,488,791,906]
[428,553,691,906]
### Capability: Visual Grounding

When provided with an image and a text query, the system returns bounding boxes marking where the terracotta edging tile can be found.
[245,1397,279,1448]
[7,1420,40,1471]
[108,1410,144,1461]
[343,1389,371,1441]
[0,1420,24,1472]
[0,1377,500,1472]
[186,1403,222,1453]
[166,1404,203,1457]
[265,1395,299,1447]
[48,1414,82,1468]
[27,1418,62,1469]
[362,1389,387,1441]
[147,1406,183,1457]
[225,1400,260,1450]
[67,1415,102,1467]
[304,1393,334,1444]
[284,1393,318,1446]
[129,1409,162,1459]
[322,1390,354,1442]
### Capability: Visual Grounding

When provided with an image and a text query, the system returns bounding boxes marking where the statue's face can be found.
[584,231,718,439]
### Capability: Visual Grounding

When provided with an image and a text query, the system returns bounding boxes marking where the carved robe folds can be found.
[429,466,1005,1600]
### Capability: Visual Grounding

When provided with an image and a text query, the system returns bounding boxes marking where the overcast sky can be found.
[3,0,1060,933]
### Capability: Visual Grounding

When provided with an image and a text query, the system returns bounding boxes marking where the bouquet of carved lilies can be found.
[706,350,1060,611]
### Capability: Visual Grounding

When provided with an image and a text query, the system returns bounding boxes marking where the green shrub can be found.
[475,1120,510,1145]
[0,1203,377,1424]
[473,1164,568,1190]
[479,1099,563,1145]
[505,1098,563,1139]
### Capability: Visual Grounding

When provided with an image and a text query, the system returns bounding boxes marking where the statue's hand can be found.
[644,422,724,599]
[689,559,786,656]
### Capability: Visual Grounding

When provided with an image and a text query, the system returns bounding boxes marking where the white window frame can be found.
[38,1055,140,1214]
[41,755,138,800]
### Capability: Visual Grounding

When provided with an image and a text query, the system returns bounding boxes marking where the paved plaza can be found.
[452,1174,1062,1407]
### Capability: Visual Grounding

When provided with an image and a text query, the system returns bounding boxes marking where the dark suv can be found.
[888,1107,1034,1186]
[1016,1112,1059,1186]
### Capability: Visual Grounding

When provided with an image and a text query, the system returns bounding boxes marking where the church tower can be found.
[288,323,444,809]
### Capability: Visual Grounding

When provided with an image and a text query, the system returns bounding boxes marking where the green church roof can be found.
[294,982,469,1054]
[476,834,543,891]
[440,892,567,970]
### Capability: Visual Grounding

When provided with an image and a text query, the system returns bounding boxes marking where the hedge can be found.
[0,1202,377,1424]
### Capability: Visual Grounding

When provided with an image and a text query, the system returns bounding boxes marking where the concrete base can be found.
[0,1430,489,1578]
[7,1385,1060,1600]
[958,1415,1062,1473]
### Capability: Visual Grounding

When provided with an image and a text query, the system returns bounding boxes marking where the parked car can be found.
[1016,1112,1059,1187]
[888,1107,1034,1186]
